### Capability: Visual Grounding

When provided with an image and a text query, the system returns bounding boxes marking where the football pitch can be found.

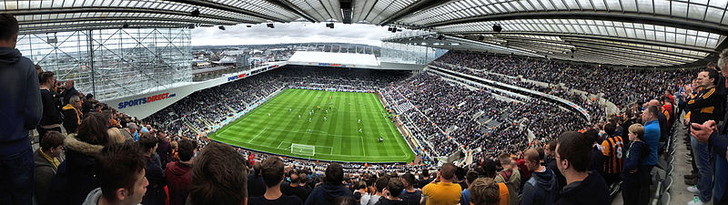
[208,89,415,163]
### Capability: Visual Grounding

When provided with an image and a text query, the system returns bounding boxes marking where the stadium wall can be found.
[102,62,286,119]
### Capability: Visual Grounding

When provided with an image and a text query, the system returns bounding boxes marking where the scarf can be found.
[40,149,61,169]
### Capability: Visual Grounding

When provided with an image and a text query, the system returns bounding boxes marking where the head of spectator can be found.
[0,14,19,48]
[481,158,498,178]
[40,131,65,158]
[89,142,148,205]
[468,178,500,205]
[137,133,158,158]
[602,122,616,136]
[69,95,82,109]
[190,142,248,205]
[524,148,544,172]
[374,176,390,196]
[384,177,404,200]
[401,173,416,190]
[641,106,659,123]
[555,131,592,184]
[177,139,195,163]
[107,128,127,144]
[421,169,430,179]
[65,80,74,89]
[438,163,457,183]
[628,124,645,142]
[77,112,110,146]
[325,163,344,185]
[697,69,719,89]
[39,71,56,89]
[35,64,43,75]
[465,171,478,188]
[498,154,512,170]
[545,140,558,158]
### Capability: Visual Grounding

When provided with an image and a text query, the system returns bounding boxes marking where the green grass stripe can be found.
[208,89,415,163]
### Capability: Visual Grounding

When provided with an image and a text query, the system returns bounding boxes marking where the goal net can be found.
[290,144,316,156]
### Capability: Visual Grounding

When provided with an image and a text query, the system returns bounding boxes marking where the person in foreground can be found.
[250,157,302,205]
[421,163,462,205]
[468,178,500,205]
[83,142,148,205]
[189,142,249,205]
[555,131,609,205]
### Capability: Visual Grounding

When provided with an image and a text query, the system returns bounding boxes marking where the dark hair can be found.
[374,176,390,193]
[260,157,285,188]
[177,139,195,162]
[469,178,500,205]
[603,122,616,135]
[465,170,479,185]
[40,131,65,151]
[331,196,358,205]
[439,163,457,180]
[455,167,466,181]
[536,147,545,161]
[421,169,429,178]
[702,69,720,86]
[97,142,146,201]
[190,142,248,205]
[86,93,94,99]
[137,133,158,153]
[556,131,592,172]
[547,140,558,152]
[481,158,498,178]
[0,14,18,41]
[646,106,659,120]
[387,177,405,198]
[76,112,109,146]
[401,173,415,187]
[39,71,55,85]
[325,163,344,185]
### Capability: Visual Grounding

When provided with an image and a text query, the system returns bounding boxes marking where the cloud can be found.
[191,22,393,46]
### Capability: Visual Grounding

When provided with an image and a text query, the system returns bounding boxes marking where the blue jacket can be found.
[642,120,660,166]
[521,167,558,205]
[0,47,41,156]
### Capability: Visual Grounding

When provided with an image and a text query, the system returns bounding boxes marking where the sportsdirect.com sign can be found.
[117,93,176,109]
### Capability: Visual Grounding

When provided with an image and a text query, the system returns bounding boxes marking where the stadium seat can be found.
[662,176,672,194]
[658,193,670,205]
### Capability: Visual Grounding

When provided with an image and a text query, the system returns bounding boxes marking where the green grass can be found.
[208,89,415,163]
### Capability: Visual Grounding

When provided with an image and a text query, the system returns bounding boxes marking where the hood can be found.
[0,48,21,64]
[65,134,104,156]
[168,161,192,177]
[82,187,102,205]
[530,168,557,192]
[320,184,351,201]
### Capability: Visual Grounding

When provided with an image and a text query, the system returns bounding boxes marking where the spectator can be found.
[686,69,724,205]
[34,131,65,205]
[495,154,520,205]
[599,122,624,185]
[282,170,311,202]
[139,134,166,205]
[641,106,661,169]
[554,131,609,205]
[38,71,63,141]
[421,163,462,205]
[305,163,354,205]
[352,181,369,204]
[459,171,479,205]
[62,80,79,106]
[189,142,249,205]
[106,127,127,144]
[374,177,406,205]
[520,148,557,205]
[165,139,195,205]
[544,140,565,194]
[0,13,42,205]
[62,95,83,133]
[156,131,172,169]
[82,142,148,205]
[468,178,500,205]
[82,94,95,115]
[622,124,650,205]
[47,112,110,205]
[399,173,422,205]
[416,170,431,189]
[368,176,389,205]
[249,163,267,198]
[250,157,303,205]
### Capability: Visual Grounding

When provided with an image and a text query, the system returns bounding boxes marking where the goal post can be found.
[290,144,316,156]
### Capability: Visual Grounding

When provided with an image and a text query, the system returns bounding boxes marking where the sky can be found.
[191,22,394,47]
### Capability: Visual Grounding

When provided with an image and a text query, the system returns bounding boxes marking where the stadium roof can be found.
[5,0,728,67]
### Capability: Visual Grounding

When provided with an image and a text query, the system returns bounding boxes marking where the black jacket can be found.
[47,134,103,205]
[39,89,63,126]
[555,172,609,205]
[303,183,354,205]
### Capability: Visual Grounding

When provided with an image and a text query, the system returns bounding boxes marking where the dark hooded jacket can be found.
[521,167,558,205]
[165,161,193,205]
[555,172,609,205]
[0,47,41,156]
[303,183,354,205]
[47,134,104,205]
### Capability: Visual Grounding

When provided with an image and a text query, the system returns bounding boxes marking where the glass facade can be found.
[16,28,192,101]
